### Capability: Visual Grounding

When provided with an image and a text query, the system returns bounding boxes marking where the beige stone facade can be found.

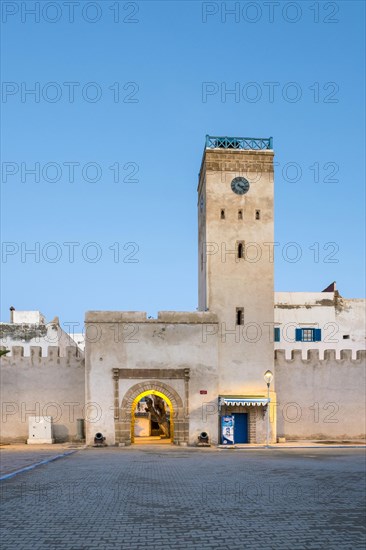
[84,144,277,446]
[84,311,220,446]
[1,137,365,445]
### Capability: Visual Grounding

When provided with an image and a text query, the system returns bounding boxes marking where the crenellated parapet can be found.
[0,345,84,365]
[275,348,366,366]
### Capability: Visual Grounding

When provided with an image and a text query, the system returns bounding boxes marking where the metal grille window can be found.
[295,328,322,342]
[302,329,313,342]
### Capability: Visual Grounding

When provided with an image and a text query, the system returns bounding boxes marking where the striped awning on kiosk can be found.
[219,397,269,407]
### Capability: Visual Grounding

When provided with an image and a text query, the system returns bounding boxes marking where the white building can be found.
[0,309,82,356]
[274,284,365,359]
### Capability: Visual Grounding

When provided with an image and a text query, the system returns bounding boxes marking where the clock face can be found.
[231,177,250,195]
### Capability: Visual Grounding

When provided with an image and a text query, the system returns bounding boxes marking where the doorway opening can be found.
[233,413,248,443]
[131,390,173,445]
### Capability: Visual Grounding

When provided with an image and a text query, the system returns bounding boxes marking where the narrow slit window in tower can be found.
[237,241,244,259]
[255,210,261,220]
[236,308,244,326]
[220,209,225,220]
[238,210,243,220]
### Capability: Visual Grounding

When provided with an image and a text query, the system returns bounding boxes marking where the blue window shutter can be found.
[274,327,280,342]
[314,329,322,342]
[295,328,302,342]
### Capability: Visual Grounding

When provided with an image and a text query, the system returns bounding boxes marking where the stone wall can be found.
[84,310,220,446]
[0,346,85,443]
[275,349,366,440]
[2,341,365,445]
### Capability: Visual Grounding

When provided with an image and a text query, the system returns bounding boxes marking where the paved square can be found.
[1,447,365,549]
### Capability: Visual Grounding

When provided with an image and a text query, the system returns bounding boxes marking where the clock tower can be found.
[198,136,275,395]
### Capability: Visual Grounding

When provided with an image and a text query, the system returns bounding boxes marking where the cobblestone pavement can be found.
[0,444,82,477]
[1,446,365,549]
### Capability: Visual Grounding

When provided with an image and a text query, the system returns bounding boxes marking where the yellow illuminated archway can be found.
[131,390,174,443]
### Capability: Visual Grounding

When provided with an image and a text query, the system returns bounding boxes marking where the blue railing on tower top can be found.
[205,135,273,150]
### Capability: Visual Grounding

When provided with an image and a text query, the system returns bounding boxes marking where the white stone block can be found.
[27,416,54,444]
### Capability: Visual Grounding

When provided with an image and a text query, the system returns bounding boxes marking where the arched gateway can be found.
[116,380,188,445]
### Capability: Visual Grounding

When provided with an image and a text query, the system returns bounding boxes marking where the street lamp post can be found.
[263,370,274,448]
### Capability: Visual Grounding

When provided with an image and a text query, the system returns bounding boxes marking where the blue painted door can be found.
[233,413,248,443]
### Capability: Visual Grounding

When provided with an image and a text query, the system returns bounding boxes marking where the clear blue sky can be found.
[1,0,365,326]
